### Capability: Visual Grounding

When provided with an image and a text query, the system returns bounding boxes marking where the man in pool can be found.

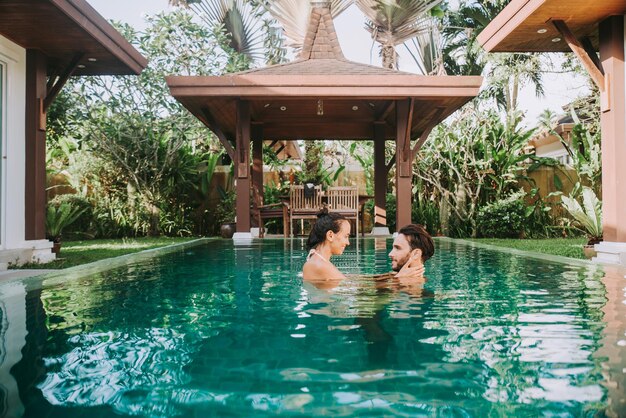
[389,224,435,275]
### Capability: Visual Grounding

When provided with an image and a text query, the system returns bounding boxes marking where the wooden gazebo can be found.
[167,3,482,236]
[478,0,626,264]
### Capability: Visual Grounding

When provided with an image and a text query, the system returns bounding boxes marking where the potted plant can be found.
[561,186,602,258]
[46,200,87,256]
[215,189,236,238]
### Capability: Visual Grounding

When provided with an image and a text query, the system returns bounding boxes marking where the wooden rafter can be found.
[410,108,445,161]
[376,101,395,122]
[43,52,84,111]
[200,108,235,159]
[553,20,605,91]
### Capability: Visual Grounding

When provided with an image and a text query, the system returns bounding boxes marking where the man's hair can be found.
[398,224,435,261]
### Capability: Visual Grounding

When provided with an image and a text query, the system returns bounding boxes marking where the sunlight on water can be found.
[0,238,624,417]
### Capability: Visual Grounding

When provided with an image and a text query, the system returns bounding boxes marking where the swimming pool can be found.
[0,238,624,417]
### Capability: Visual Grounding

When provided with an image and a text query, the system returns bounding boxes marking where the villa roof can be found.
[167,4,482,141]
[0,0,147,75]
[477,0,626,52]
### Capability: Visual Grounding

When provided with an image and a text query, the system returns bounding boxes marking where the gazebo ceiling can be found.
[478,0,626,52]
[0,0,147,75]
[167,73,482,140]
[167,3,481,142]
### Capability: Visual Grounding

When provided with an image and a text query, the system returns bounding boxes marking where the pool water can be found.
[0,238,622,417]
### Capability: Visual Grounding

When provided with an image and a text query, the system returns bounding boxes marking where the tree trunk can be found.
[381,44,397,70]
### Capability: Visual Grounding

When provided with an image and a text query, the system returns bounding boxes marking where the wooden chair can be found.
[288,184,323,236]
[326,186,359,236]
[255,202,289,238]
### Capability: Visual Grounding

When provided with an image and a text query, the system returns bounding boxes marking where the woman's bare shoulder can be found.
[303,259,345,281]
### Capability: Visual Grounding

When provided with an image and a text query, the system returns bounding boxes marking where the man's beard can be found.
[392,254,410,272]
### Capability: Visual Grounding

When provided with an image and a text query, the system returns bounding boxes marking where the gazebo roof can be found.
[0,0,147,75]
[167,4,482,141]
[477,0,626,53]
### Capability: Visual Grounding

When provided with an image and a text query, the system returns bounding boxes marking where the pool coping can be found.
[1,238,216,286]
[435,237,601,268]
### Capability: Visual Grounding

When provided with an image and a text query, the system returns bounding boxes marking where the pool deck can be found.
[0,269,54,282]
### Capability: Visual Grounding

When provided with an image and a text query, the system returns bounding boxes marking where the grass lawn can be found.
[12,237,197,270]
[468,238,588,259]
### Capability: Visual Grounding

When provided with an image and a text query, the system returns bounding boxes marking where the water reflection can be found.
[0,239,623,417]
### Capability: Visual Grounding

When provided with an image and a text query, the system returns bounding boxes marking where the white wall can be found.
[0,35,26,252]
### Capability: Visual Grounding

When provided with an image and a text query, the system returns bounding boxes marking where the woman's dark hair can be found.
[398,224,435,261]
[307,208,347,249]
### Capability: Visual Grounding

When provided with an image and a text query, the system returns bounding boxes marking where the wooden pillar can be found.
[25,50,47,241]
[395,99,412,230]
[373,122,387,228]
[252,125,264,207]
[235,100,251,233]
[599,16,626,243]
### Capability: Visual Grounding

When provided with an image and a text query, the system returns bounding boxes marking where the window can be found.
[0,61,4,245]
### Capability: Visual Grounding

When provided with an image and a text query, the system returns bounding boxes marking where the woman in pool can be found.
[303,209,425,283]
[302,209,351,282]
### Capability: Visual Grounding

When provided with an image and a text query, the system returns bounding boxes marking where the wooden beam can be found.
[235,100,251,232]
[376,100,395,122]
[44,52,83,111]
[200,108,235,160]
[581,36,603,74]
[373,123,387,227]
[599,16,626,242]
[395,99,413,229]
[553,20,605,91]
[410,108,444,161]
[252,124,264,211]
[25,50,48,240]
[397,98,413,178]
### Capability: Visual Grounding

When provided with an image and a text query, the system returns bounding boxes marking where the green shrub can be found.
[412,199,440,235]
[477,190,526,238]
[48,194,93,239]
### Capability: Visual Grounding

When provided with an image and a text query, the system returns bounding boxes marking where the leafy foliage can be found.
[46,200,88,242]
[476,190,526,238]
[561,187,602,245]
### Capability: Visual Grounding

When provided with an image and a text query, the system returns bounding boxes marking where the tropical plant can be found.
[440,0,508,76]
[356,0,444,69]
[46,201,88,243]
[561,187,602,245]
[188,0,265,63]
[413,108,537,237]
[483,52,546,112]
[476,190,526,238]
[261,0,353,50]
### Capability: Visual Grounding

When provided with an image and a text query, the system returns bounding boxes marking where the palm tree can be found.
[483,53,547,113]
[403,17,445,74]
[440,0,507,76]
[355,0,444,69]
[170,0,286,66]
[190,0,266,64]
[260,0,353,50]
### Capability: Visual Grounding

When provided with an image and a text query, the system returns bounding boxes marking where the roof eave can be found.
[57,0,148,75]
[477,0,545,52]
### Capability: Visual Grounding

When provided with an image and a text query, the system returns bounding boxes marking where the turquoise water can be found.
[0,238,619,417]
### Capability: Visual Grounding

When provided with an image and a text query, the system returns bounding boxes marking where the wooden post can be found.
[599,16,626,243]
[373,122,387,228]
[395,99,412,230]
[251,124,263,227]
[235,100,251,233]
[25,50,47,240]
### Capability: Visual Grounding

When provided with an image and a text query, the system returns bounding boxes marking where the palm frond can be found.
[263,0,352,49]
[190,0,266,61]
